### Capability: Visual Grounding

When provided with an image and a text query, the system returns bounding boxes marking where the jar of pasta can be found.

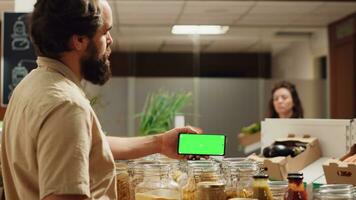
[116,163,132,200]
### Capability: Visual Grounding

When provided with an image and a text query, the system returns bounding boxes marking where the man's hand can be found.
[157,126,202,159]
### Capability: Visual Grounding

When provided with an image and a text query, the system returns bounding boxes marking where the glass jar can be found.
[268,180,288,200]
[224,159,258,199]
[196,182,226,200]
[314,184,354,200]
[116,163,132,200]
[159,158,187,187]
[221,157,248,177]
[284,173,307,200]
[135,164,180,200]
[182,162,224,200]
[128,160,158,199]
[252,174,273,200]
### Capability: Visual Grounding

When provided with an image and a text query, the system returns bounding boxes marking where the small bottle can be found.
[284,173,307,200]
[252,174,273,200]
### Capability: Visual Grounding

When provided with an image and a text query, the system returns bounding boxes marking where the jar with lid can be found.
[224,159,258,199]
[182,162,224,200]
[268,180,288,200]
[159,158,187,187]
[135,164,180,200]
[284,173,307,200]
[314,184,354,200]
[196,181,226,200]
[221,157,248,177]
[116,163,132,200]
[128,160,158,199]
[252,174,273,200]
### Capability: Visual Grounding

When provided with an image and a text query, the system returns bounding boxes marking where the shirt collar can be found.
[36,56,83,88]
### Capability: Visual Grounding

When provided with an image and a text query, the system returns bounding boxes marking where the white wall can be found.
[15,0,35,12]
[272,28,328,80]
[272,41,315,79]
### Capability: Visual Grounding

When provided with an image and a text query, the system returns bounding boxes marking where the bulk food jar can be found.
[158,158,187,187]
[268,180,288,200]
[181,162,224,200]
[196,181,226,200]
[313,184,355,200]
[128,160,158,199]
[224,159,259,199]
[135,164,181,200]
[116,163,132,200]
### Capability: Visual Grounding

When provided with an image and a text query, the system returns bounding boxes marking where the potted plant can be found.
[138,90,192,136]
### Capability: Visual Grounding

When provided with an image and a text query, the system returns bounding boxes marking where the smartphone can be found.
[178,133,226,156]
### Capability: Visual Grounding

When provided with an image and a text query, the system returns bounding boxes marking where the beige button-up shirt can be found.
[1,57,116,200]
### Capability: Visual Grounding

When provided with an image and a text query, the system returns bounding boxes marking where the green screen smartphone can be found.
[177,133,226,156]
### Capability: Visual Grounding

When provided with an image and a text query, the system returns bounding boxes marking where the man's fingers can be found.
[177,126,202,134]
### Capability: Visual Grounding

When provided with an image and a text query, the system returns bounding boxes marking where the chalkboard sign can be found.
[1,12,37,106]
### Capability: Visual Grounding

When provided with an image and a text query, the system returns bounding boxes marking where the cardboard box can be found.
[238,132,261,146]
[249,135,322,180]
[323,144,356,185]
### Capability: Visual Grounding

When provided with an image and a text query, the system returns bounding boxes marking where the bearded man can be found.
[0,0,200,199]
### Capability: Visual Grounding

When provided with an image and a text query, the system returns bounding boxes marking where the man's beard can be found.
[80,41,111,85]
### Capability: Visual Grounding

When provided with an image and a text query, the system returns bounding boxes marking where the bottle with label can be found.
[252,174,273,200]
[284,173,307,200]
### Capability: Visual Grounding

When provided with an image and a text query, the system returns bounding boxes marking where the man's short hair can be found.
[30,0,103,58]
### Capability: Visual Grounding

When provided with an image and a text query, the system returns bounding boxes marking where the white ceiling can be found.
[1,0,356,53]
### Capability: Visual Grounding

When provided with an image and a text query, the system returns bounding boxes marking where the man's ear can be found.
[70,35,89,51]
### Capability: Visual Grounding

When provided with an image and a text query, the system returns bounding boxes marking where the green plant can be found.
[138,90,192,136]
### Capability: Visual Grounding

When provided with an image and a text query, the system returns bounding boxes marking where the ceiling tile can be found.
[312,2,356,15]
[183,1,252,15]
[178,15,238,25]
[237,14,298,26]
[118,15,177,25]
[291,14,345,27]
[250,1,323,15]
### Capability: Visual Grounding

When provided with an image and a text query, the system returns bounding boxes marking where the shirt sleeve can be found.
[37,101,92,199]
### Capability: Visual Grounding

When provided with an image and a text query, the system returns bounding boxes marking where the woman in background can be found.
[268,81,304,118]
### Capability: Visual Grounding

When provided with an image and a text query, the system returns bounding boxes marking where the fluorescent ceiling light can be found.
[171,25,229,35]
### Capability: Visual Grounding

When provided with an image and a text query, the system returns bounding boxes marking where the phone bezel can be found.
[177,133,226,156]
